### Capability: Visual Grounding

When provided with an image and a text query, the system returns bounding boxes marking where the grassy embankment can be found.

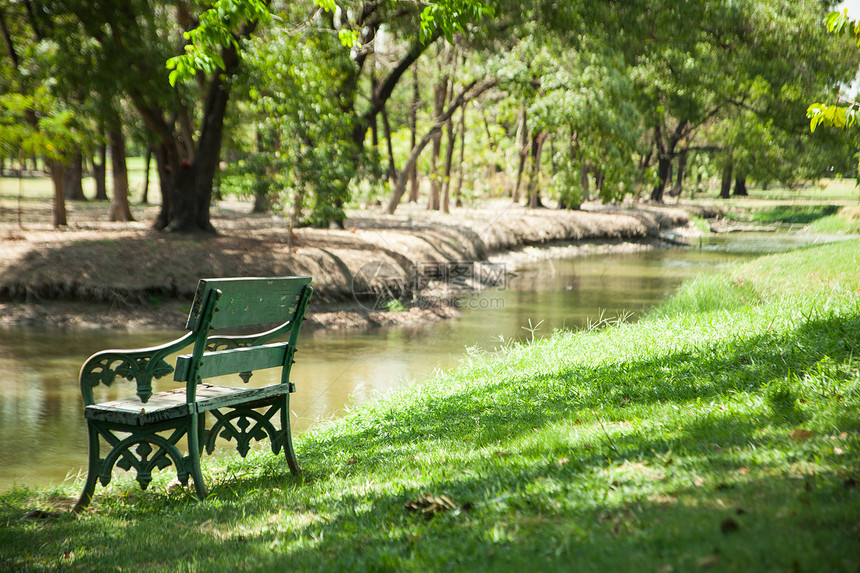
[1,238,859,571]
[702,178,860,234]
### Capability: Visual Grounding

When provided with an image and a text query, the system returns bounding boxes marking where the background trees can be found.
[1,0,857,230]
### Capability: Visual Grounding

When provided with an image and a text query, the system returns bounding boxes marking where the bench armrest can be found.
[79,332,196,405]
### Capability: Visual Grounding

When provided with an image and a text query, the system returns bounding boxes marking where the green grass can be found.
[734,178,860,203]
[2,241,860,572]
[0,157,160,224]
[806,206,860,234]
[749,205,841,225]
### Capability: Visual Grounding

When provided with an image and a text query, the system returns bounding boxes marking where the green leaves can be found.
[806,103,857,133]
[167,0,272,86]
[807,10,860,132]
[825,9,860,46]
[337,28,361,48]
[0,88,81,160]
[419,0,496,43]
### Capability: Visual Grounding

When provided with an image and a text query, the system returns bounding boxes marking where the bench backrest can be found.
[175,277,313,398]
[78,276,313,406]
[187,276,312,332]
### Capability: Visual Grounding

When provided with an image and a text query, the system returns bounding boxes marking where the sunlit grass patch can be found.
[807,205,860,234]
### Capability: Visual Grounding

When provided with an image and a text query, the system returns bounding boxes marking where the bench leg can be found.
[73,424,101,512]
[188,413,209,499]
[281,394,300,474]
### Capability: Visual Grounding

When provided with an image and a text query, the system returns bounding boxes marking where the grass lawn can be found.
[1,238,859,570]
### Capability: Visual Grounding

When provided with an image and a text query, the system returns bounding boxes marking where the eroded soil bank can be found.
[0,201,693,330]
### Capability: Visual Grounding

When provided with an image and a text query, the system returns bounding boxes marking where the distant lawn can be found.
[0,157,160,224]
[749,204,841,224]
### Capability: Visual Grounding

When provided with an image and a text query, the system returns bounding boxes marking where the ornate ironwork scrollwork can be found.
[82,354,175,403]
[205,408,281,457]
[99,433,189,490]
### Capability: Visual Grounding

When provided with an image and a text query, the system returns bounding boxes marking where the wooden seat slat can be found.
[84,384,294,426]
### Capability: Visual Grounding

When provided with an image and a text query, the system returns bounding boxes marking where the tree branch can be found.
[385,79,497,213]
[355,29,443,148]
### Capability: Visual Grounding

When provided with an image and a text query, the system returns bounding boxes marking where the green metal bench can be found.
[73,276,313,511]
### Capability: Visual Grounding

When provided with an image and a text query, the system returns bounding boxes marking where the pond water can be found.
[0,232,844,492]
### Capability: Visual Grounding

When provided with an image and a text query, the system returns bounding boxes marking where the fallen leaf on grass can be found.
[789,429,814,440]
[167,477,187,493]
[697,555,721,568]
[494,451,511,458]
[347,458,358,465]
[405,494,459,517]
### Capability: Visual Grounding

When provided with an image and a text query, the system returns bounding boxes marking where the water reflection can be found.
[0,233,841,491]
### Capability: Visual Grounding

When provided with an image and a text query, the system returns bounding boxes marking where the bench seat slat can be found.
[84,383,291,426]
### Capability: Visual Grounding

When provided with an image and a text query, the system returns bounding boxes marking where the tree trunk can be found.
[370,68,380,150]
[428,71,448,211]
[64,151,86,201]
[108,126,134,222]
[140,147,152,204]
[581,162,590,202]
[670,147,688,197]
[408,65,420,203]
[381,105,396,186]
[719,161,733,199]
[252,130,274,214]
[93,143,108,201]
[154,156,214,232]
[50,161,67,227]
[733,175,748,196]
[650,120,689,202]
[129,37,245,233]
[527,131,545,208]
[385,79,495,214]
[253,192,272,213]
[513,106,528,203]
[595,169,605,196]
[454,102,467,208]
[651,156,671,202]
[150,71,232,233]
[441,117,456,213]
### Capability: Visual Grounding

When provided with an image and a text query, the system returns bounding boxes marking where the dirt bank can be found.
[0,201,693,330]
